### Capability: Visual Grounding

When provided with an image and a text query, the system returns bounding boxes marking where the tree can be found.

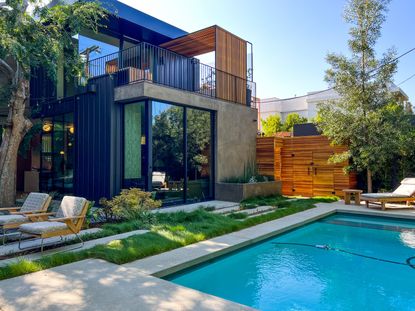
[261,114,282,136]
[0,0,106,206]
[282,113,308,132]
[316,0,408,192]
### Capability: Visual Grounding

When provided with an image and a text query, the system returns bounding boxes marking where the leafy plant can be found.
[261,115,283,136]
[222,159,270,183]
[102,188,162,223]
[84,201,95,229]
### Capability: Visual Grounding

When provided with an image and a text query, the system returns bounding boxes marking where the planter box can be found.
[215,181,282,202]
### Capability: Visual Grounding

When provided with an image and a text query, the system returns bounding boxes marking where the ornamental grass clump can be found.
[104,188,162,224]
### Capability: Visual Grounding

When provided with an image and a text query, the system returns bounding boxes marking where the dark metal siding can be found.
[74,75,121,202]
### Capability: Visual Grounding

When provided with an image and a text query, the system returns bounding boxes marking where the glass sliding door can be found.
[152,101,185,204]
[123,101,147,189]
[186,108,213,202]
[40,113,74,194]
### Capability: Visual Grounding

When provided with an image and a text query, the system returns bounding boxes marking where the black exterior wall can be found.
[73,75,121,201]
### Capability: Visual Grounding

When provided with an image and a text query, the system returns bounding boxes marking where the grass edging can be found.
[0,196,337,280]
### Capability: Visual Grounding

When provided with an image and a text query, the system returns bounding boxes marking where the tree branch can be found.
[0,58,14,79]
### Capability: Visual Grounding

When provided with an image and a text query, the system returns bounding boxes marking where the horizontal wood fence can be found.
[257,136,357,197]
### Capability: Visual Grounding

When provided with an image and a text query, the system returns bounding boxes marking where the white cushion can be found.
[19,221,68,235]
[393,184,415,196]
[0,215,26,225]
[55,196,87,219]
[400,178,415,185]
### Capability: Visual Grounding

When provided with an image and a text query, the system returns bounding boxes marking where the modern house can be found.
[258,86,409,131]
[20,0,258,205]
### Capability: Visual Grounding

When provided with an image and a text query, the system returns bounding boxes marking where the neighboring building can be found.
[258,86,409,131]
[21,0,257,205]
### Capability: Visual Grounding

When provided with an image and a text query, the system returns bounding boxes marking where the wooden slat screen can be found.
[256,136,357,197]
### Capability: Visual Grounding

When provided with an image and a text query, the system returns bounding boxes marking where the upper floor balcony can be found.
[84,26,256,108]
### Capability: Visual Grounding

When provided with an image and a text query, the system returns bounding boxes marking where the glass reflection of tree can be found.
[152,107,211,181]
[152,106,184,181]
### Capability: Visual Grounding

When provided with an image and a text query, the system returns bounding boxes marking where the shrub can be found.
[101,189,162,223]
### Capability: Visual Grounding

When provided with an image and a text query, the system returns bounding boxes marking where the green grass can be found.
[0,196,338,280]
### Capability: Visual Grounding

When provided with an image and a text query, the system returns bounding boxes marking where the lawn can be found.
[0,196,337,280]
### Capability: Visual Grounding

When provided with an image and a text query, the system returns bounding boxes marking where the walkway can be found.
[0,202,415,310]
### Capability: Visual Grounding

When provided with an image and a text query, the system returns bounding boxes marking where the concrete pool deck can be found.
[0,201,415,311]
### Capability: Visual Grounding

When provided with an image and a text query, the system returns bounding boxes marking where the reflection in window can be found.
[186,108,213,202]
[152,101,184,204]
[40,113,74,194]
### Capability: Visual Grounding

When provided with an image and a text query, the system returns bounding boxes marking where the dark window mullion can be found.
[183,107,188,203]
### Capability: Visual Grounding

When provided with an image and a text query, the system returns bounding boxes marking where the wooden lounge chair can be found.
[0,193,52,244]
[18,196,89,252]
[361,178,415,210]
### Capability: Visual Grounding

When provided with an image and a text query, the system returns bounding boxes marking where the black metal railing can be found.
[84,42,256,108]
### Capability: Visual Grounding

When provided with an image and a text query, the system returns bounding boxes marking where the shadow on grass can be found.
[0,196,338,280]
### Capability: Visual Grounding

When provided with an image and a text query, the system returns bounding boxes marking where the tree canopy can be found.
[316,0,414,192]
[0,0,107,206]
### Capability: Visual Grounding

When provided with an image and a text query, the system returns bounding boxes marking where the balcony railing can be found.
[85,42,256,108]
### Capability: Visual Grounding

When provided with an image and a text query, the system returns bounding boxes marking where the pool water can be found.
[166,213,415,310]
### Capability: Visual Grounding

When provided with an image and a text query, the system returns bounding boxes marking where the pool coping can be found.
[124,202,415,278]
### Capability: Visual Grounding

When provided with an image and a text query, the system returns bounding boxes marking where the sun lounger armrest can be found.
[49,216,85,222]
[10,210,45,215]
[0,207,20,212]
[26,212,56,221]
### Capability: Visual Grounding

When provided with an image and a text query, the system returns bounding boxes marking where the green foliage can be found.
[0,196,337,280]
[0,0,107,80]
[101,188,162,223]
[282,113,308,131]
[261,114,283,136]
[227,212,248,219]
[261,113,308,135]
[315,0,414,191]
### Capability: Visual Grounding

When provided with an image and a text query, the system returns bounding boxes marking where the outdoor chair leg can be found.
[18,232,24,250]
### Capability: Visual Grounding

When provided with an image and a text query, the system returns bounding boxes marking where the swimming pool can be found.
[166,213,415,310]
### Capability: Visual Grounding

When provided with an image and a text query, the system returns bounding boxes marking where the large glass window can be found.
[123,102,147,189]
[152,101,185,205]
[186,108,213,202]
[40,113,74,194]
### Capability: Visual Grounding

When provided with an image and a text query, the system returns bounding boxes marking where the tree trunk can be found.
[367,169,373,193]
[0,78,32,207]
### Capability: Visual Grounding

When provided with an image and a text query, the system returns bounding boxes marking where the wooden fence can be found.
[257,136,357,197]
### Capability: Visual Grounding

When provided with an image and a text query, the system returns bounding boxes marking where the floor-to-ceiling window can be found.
[186,108,213,203]
[152,101,185,205]
[123,101,147,189]
[121,100,214,205]
[40,113,74,194]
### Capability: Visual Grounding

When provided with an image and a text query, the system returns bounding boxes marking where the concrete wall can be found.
[114,82,258,195]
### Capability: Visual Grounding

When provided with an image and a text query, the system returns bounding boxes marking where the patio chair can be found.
[361,178,415,210]
[18,196,89,252]
[0,192,52,244]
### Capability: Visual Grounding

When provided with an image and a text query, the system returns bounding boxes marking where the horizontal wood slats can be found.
[160,26,216,57]
[257,136,357,198]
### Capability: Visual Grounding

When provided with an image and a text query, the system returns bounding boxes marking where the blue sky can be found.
[120,0,415,102]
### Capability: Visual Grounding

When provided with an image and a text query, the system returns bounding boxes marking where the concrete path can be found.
[2,201,415,310]
[0,259,254,311]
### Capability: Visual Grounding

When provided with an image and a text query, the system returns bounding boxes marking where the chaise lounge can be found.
[18,196,89,252]
[0,192,52,244]
[361,178,415,210]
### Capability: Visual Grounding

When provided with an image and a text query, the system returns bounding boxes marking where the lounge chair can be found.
[0,192,52,244]
[361,178,415,210]
[18,196,89,252]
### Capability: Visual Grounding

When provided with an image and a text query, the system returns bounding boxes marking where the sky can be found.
[119,0,415,102]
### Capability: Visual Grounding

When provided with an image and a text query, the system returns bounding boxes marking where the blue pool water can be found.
[166,213,415,310]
